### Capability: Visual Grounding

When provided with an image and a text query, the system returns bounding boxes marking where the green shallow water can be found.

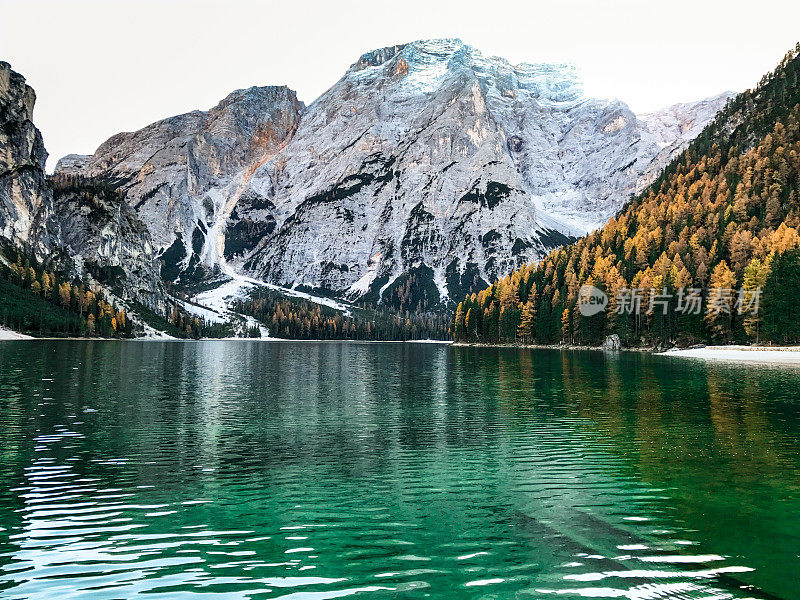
[0,341,799,600]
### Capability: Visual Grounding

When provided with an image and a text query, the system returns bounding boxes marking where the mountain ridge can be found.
[453,42,800,347]
[53,39,731,309]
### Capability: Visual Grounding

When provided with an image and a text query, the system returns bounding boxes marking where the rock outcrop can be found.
[50,176,166,311]
[637,92,734,188]
[601,334,622,351]
[56,85,304,286]
[0,61,57,259]
[0,62,165,311]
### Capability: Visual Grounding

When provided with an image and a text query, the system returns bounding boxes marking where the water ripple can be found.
[0,341,798,598]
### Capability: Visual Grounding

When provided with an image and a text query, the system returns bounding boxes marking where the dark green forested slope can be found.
[0,242,233,339]
[233,287,451,341]
[0,244,132,337]
[455,44,800,347]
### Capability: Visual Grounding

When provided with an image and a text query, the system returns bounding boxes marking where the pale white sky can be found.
[2,0,799,170]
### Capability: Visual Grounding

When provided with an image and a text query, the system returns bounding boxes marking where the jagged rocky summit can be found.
[49,39,730,307]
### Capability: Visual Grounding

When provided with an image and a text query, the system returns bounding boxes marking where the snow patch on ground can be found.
[187,266,352,339]
[378,273,400,302]
[348,271,376,297]
[348,254,382,297]
[137,327,178,340]
[284,284,352,315]
[531,191,603,236]
[0,327,33,340]
[197,270,352,318]
[195,277,253,317]
[193,275,271,337]
[661,345,800,365]
[173,296,228,324]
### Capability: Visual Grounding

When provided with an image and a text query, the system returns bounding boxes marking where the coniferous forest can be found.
[233,287,451,341]
[454,44,800,347]
[0,245,234,339]
[0,245,132,337]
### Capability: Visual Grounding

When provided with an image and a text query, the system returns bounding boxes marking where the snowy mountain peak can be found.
[346,39,584,107]
[637,91,734,150]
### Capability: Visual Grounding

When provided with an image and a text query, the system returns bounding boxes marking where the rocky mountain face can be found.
[0,62,165,311]
[50,176,166,311]
[57,40,731,306]
[57,86,304,285]
[0,61,56,260]
[637,93,734,183]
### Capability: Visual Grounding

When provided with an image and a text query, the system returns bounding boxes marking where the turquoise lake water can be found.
[0,341,798,599]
